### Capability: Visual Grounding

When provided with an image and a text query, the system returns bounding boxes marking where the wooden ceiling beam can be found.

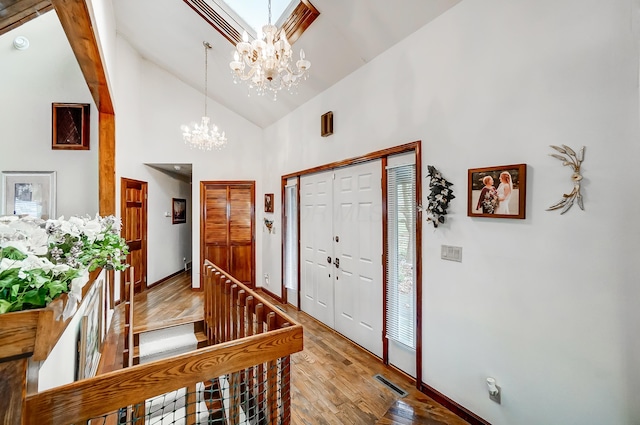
[0,0,53,36]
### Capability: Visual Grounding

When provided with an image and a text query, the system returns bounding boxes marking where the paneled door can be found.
[120,178,147,297]
[201,182,255,287]
[300,171,335,327]
[333,161,383,357]
[300,160,383,356]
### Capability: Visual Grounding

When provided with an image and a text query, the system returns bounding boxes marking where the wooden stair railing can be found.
[202,260,303,424]
[24,326,302,424]
[23,261,303,425]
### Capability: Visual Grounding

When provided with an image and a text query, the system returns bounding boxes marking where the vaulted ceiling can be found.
[2,0,463,128]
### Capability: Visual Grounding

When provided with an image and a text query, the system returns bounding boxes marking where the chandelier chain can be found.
[268,0,272,25]
[204,41,209,117]
[181,40,227,151]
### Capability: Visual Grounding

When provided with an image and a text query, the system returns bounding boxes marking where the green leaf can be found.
[0,299,12,314]
[22,289,46,307]
[0,246,28,261]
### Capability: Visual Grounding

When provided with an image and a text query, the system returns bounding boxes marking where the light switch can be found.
[441,245,462,262]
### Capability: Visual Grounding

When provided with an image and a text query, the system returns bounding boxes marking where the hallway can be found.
[98,273,469,425]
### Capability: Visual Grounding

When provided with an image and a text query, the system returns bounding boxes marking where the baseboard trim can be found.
[147,269,185,289]
[420,382,491,425]
[256,287,282,303]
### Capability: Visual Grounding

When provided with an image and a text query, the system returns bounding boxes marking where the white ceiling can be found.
[113,0,463,128]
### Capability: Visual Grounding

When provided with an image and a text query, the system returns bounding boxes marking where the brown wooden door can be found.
[121,178,148,297]
[201,182,255,287]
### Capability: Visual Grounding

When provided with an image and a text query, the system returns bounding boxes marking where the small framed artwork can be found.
[468,164,526,219]
[77,280,103,380]
[52,103,90,150]
[172,198,187,224]
[264,193,274,213]
[1,171,56,219]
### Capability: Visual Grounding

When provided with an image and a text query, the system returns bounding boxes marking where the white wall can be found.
[262,1,640,424]
[114,36,264,289]
[0,11,99,217]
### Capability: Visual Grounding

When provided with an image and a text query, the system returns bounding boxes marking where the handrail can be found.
[24,261,303,425]
[24,327,302,424]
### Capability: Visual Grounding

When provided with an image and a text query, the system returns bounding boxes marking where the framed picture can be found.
[468,164,527,219]
[264,193,274,213]
[172,198,187,224]
[77,280,103,380]
[1,171,56,219]
[52,103,90,150]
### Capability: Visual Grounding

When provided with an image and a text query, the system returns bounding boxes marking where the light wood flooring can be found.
[98,273,469,425]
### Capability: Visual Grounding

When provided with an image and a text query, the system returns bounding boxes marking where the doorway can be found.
[283,142,422,384]
[300,160,384,357]
[200,181,255,287]
[120,178,148,297]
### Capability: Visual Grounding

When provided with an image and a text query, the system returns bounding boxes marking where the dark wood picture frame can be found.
[172,198,187,224]
[52,103,90,150]
[264,193,274,213]
[468,163,527,219]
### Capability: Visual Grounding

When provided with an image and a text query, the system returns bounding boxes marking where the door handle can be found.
[333,257,340,269]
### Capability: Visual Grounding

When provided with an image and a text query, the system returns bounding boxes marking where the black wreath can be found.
[426,165,455,228]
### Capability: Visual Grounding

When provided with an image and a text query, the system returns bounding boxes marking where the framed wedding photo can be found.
[467,164,526,219]
[264,193,274,213]
[172,198,187,224]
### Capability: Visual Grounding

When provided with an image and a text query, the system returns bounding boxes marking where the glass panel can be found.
[386,165,416,349]
[222,0,297,32]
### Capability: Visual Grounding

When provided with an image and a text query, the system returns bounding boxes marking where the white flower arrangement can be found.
[0,214,129,315]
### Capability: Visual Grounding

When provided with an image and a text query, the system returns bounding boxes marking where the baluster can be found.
[230,284,238,340]
[267,312,278,424]
[255,303,265,422]
[281,323,292,425]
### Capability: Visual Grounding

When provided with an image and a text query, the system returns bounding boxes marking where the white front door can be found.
[333,161,383,357]
[300,171,334,328]
[300,161,383,357]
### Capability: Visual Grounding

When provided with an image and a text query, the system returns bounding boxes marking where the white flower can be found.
[82,221,102,244]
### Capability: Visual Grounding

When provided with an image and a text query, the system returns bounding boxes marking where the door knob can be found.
[327,256,332,264]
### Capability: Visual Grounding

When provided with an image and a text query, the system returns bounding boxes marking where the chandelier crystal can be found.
[229,0,311,100]
[182,41,227,150]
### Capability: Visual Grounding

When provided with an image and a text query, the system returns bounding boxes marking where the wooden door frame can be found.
[199,181,256,289]
[281,140,422,388]
[120,178,148,301]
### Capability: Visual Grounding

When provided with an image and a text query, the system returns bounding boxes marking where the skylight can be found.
[223,0,294,34]
[184,0,319,46]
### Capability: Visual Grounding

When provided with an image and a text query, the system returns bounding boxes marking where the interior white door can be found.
[333,161,383,357]
[300,171,334,328]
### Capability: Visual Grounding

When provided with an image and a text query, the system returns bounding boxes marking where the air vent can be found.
[373,374,408,397]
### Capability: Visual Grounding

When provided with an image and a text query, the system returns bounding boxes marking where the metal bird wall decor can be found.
[546,145,585,214]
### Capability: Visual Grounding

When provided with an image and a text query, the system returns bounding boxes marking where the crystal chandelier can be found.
[182,41,227,150]
[229,0,311,100]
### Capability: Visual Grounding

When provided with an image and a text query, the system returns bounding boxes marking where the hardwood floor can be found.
[98,272,468,425]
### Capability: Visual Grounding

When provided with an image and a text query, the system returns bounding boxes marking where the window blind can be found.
[386,164,416,349]
[284,184,298,290]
